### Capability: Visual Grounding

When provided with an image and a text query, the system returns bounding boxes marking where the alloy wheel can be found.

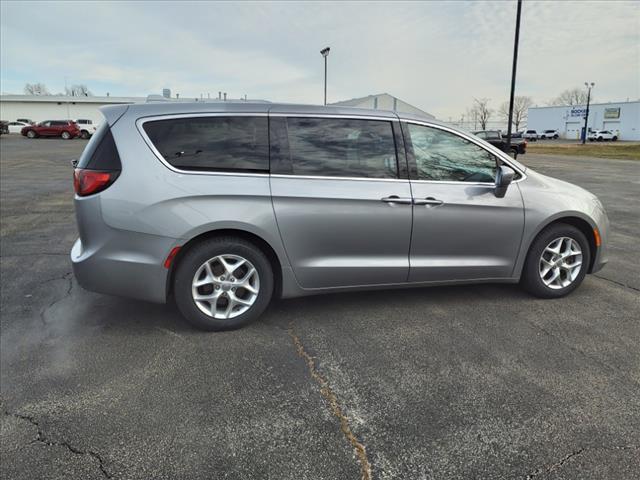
[191,254,260,319]
[539,237,583,289]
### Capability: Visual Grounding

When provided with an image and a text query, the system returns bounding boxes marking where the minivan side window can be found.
[143,116,269,172]
[406,123,497,183]
[286,117,398,179]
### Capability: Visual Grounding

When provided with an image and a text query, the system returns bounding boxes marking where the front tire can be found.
[521,224,590,299]
[26,130,37,138]
[173,237,274,331]
[80,130,90,139]
[61,131,71,139]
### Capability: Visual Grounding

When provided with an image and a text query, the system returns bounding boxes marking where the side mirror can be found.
[494,165,516,198]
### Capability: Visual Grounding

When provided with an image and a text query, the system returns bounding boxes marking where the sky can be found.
[1,0,638,120]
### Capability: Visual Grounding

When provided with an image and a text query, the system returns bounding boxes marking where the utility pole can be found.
[320,47,330,105]
[582,82,595,144]
[505,0,522,154]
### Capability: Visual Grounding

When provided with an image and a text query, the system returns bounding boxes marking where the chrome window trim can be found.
[270,173,409,183]
[402,119,527,184]
[136,113,270,178]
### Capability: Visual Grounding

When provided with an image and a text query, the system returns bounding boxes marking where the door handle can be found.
[381,195,413,205]
[413,197,444,206]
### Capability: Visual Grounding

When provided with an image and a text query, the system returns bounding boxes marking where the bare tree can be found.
[549,88,590,106]
[498,96,533,131]
[469,98,492,130]
[24,82,50,95]
[65,84,92,96]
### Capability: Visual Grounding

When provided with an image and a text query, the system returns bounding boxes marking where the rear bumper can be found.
[71,231,175,304]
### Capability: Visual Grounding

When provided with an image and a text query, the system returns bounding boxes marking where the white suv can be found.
[540,129,559,139]
[522,130,539,140]
[588,130,618,142]
[75,119,98,139]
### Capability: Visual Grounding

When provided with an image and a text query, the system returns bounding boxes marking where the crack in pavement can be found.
[4,410,113,479]
[287,322,372,480]
[593,274,640,292]
[526,445,639,478]
[39,272,73,326]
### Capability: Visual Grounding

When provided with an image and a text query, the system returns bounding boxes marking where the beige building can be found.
[331,93,434,119]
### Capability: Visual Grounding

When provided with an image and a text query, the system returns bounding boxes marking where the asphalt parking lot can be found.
[1,135,639,479]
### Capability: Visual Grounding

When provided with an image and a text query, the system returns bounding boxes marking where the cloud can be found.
[1,0,638,118]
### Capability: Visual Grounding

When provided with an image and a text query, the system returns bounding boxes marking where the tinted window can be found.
[286,118,397,179]
[143,116,268,172]
[407,124,497,182]
[77,123,122,171]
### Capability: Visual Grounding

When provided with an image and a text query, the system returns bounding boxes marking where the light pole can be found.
[320,47,330,105]
[582,82,594,144]
[505,0,522,154]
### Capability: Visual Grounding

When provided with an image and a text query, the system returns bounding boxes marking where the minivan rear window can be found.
[143,116,269,172]
[286,117,397,179]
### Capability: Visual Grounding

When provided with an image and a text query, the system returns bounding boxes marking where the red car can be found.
[21,120,81,139]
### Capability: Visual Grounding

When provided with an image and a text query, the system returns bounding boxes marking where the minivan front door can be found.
[270,116,413,289]
[403,122,524,282]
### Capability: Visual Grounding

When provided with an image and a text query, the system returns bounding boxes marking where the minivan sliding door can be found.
[269,115,413,289]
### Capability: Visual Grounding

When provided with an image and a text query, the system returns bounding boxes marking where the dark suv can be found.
[21,120,80,139]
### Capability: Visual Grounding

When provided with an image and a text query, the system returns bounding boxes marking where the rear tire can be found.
[173,237,274,331]
[521,224,590,299]
[61,131,71,140]
[612,136,618,141]
[80,130,90,139]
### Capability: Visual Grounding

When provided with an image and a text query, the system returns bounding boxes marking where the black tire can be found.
[521,224,591,299]
[61,131,71,140]
[553,134,559,139]
[26,130,36,138]
[597,137,603,142]
[173,236,274,331]
[80,130,90,139]
[612,136,618,141]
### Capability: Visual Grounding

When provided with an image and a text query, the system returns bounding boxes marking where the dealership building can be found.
[527,100,640,140]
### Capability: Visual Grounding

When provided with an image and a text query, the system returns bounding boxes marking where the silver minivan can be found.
[71,102,608,330]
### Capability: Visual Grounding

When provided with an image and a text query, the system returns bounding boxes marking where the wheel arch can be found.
[522,215,599,275]
[166,228,284,300]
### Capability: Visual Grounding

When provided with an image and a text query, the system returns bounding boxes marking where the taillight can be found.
[73,168,119,196]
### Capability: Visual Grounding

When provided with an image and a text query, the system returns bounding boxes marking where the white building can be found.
[1,91,435,126]
[331,93,435,119]
[0,94,143,125]
[527,100,640,140]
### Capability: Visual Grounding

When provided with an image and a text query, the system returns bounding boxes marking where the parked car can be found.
[71,103,609,331]
[0,121,8,135]
[540,129,559,139]
[588,130,618,141]
[522,130,539,140]
[473,130,527,157]
[16,118,35,125]
[75,119,98,139]
[7,121,30,133]
[21,120,80,139]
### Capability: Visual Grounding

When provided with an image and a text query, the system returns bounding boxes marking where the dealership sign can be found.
[570,107,587,117]
[604,108,621,119]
